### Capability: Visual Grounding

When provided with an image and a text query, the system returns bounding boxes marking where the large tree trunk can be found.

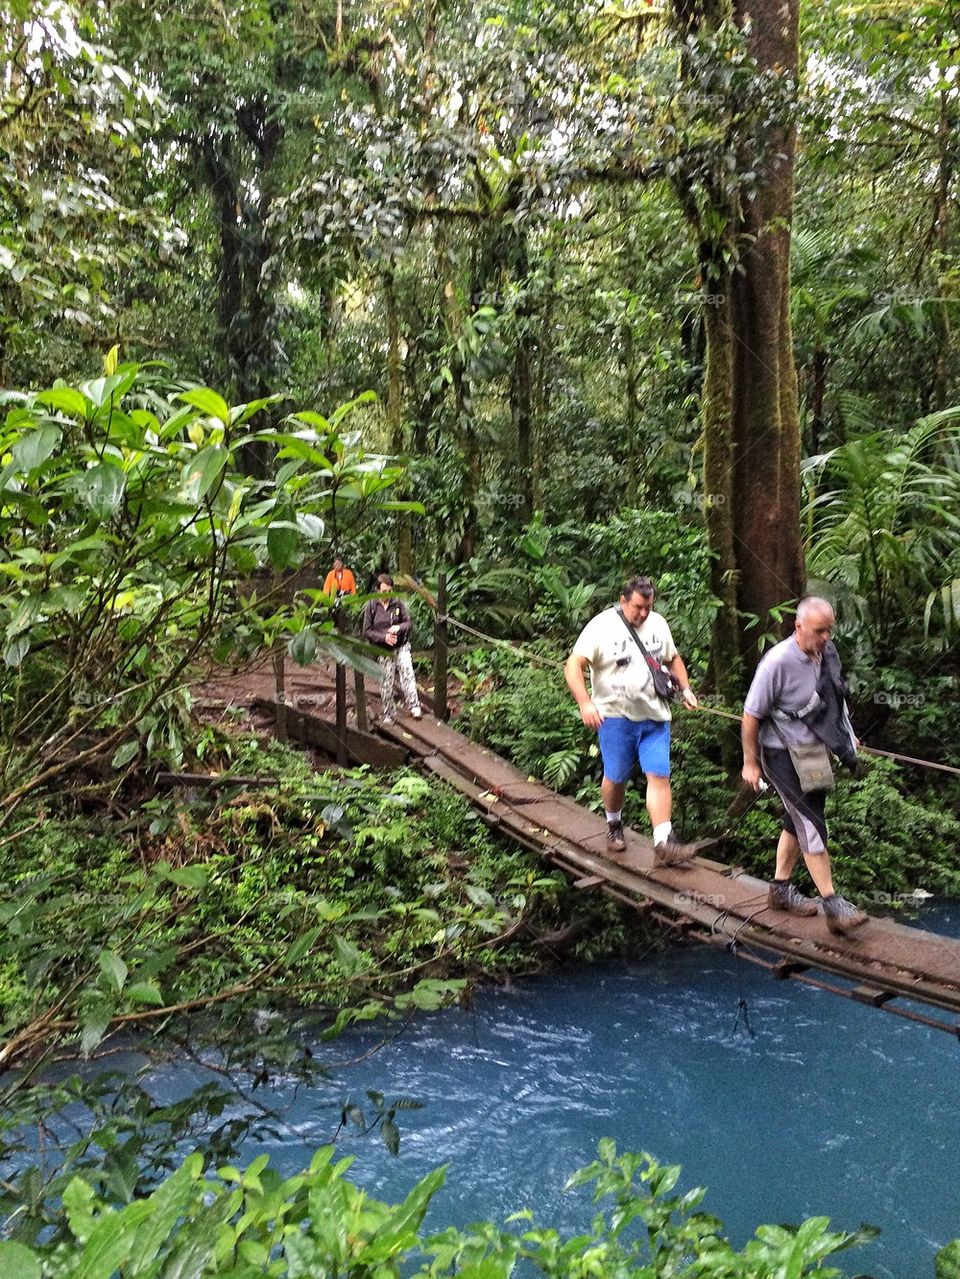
[507,237,535,524]
[679,0,805,680]
[932,88,953,411]
[383,269,412,574]
[701,258,739,696]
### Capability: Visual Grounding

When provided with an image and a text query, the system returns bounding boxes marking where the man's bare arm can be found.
[741,712,763,789]
[564,653,603,730]
[667,654,698,708]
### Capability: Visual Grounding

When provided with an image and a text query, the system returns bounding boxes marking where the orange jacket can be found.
[323,566,356,596]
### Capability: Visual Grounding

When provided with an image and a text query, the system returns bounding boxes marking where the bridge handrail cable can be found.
[440,612,960,778]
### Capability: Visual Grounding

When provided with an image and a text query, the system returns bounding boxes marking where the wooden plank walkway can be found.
[255,699,960,1035]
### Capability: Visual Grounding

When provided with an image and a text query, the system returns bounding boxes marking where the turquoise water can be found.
[146,903,960,1279]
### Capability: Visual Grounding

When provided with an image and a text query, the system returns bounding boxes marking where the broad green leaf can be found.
[79,371,137,408]
[296,512,325,541]
[127,1158,204,1276]
[12,424,60,472]
[378,500,426,514]
[406,979,465,1011]
[267,522,298,568]
[77,461,126,520]
[50,534,110,569]
[333,935,369,975]
[112,741,139,769]
[126,982,164,1006]
[181,445,228,503]
[158,403,198,440]
[99,949,128,993]
[6,596,38,636]
[71,1201,149,1278]
[80,1011,111,1058]
[178,387,231,424]
[3,635,29,668]
[35,387,89,418]
[165,865,208,890]
[228,393,283,427]
[936,1239,960,1279]
[285,410,331,432]
[63,1177,98,1242]
[0,1241,41,1279]
[329,389,377,425]
[376,1165,445,1240]
[286,926,321,966]
[289,626,317,666]
[465,884,496,909]
[0,457,19,493]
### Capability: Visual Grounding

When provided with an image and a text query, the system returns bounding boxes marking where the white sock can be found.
[653,821,673,846]
[605,810,622,824]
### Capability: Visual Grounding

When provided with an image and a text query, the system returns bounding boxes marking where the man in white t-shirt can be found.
[564,576,698,861]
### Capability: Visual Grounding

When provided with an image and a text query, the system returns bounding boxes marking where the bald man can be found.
[742,597,867,937]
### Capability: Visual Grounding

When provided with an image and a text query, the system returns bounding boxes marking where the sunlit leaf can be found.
[178,388,231,424]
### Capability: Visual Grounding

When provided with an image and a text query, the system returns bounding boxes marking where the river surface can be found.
[137,901,960,1279]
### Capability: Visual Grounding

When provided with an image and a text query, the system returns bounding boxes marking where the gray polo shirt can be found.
[743,635,823,750]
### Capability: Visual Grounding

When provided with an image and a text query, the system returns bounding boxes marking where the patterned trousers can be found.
[378,645,420,718]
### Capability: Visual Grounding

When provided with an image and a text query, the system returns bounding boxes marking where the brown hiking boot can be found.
[768,880,819,916]
[606,821,626,854]
[822,893,869,936]
[653,838,693,869]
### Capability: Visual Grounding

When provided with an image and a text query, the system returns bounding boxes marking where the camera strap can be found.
[615,607,682,702]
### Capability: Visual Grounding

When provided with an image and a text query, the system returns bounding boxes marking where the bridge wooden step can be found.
[774,958,811,979]
[851,984,894,1007]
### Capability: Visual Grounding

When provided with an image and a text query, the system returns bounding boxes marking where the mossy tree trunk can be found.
[677,0,806,684]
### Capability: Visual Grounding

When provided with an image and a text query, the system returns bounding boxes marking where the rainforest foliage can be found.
[1,0,960,1268]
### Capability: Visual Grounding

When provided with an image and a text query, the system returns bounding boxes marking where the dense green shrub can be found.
[0,730,642,1077]
[0,1140,878,1276]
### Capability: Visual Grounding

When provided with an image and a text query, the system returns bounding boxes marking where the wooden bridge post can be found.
[272,645,287,742]
[433,571,449,722]
[335,662,348,765]
[353,669,368,733]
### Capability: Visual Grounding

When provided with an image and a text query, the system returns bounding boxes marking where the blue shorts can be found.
[597,718,671,783]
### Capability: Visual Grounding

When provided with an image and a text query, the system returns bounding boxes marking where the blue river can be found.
[144,901,960,1279]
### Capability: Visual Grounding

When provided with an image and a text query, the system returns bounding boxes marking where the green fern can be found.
[542,748,582,790]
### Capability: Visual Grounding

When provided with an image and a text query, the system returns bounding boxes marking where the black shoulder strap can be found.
[615,606,659,674]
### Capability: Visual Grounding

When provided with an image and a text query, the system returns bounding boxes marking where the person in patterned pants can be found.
[360,573,422,724]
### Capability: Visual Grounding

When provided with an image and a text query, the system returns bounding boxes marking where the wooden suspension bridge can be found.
[204,655,960,1039]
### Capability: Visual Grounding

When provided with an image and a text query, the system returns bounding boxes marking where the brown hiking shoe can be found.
[606,821,626,854]
[822,893,869,936]
[768,881,819,916]
[653,838,693,869]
